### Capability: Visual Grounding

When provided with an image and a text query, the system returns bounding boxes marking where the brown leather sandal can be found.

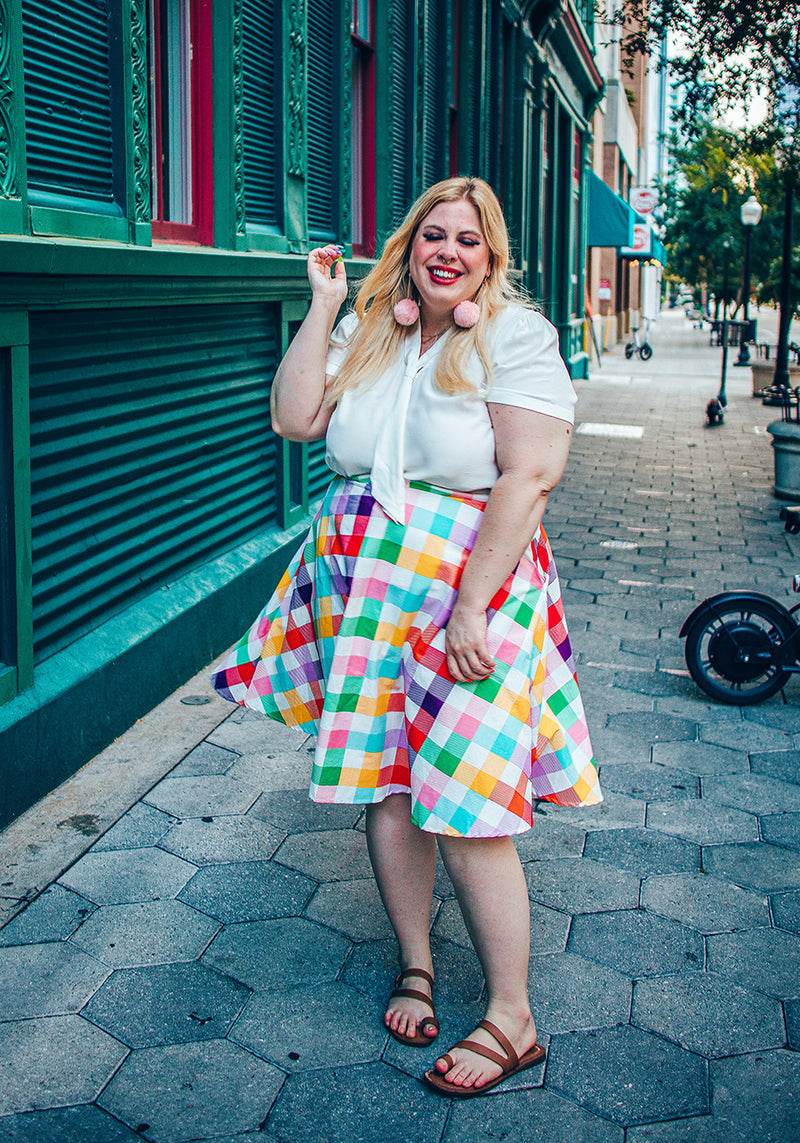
[386,967,439,1047]
[423,1018,546,1097]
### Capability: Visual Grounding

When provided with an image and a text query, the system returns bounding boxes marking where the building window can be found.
[351,0,376,254]
[149,0,213,244]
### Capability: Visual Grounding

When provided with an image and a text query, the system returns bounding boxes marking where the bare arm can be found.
[270,246,348,442]
[445,405,572,683]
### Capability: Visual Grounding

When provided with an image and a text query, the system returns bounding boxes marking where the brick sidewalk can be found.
[1,308,799,1142]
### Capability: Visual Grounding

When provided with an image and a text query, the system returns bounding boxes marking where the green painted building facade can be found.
[0,0,601,826]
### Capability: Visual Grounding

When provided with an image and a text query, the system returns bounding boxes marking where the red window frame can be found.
[351,0,376,256]
[150,0,214,245]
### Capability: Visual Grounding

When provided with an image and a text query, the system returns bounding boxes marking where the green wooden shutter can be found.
[420,0,446,190]
[307,0,338,240]
[242,0,280,227]
[28,303,282,660]
[387,0,415,228]
[21,0,122,213]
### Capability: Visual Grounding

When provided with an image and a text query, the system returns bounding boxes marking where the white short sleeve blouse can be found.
[324,304,576,522]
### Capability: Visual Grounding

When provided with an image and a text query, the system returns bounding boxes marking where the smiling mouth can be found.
[427,266,462,282]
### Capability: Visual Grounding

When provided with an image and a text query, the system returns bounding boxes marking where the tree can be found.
[661,125,794,313]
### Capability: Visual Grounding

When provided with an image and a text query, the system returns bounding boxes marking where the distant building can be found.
[0,0,601,824]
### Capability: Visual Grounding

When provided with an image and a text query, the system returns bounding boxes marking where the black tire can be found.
[639,342,653,361]
[683,598,795,704]
[625,343,635,359]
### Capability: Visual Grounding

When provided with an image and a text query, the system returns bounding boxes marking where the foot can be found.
[432,1011,538,1091]
[385,967,438,1043]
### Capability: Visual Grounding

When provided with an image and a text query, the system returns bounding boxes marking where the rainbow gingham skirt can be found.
[212,477,601,838]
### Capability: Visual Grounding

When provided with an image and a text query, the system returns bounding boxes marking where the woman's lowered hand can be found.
[445,601,496,683]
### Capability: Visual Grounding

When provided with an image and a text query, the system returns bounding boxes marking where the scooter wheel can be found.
[625,343,635,359]
[683,598,795,704]
[640,343,653,361]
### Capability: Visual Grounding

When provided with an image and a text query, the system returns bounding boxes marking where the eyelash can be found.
[422,232,478,247]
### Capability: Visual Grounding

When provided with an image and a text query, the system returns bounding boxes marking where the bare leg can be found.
[365,793,438,1039]
[434,834,538,1089]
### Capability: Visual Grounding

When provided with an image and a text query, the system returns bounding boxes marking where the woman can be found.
[213,177,601,1098]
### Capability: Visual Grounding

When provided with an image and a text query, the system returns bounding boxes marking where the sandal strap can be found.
[390,986,435,1009]
[446,1019,520,1073]
[395,968,434,988]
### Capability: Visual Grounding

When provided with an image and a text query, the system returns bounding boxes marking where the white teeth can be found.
[430,268,459,280]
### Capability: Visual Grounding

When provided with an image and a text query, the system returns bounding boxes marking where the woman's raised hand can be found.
[308,245,348,307]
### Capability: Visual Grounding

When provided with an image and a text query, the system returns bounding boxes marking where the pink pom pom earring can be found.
[453,300,480,328]
[393,298,420,326]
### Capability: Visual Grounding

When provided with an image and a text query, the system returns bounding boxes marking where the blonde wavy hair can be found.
[326,177,532,402]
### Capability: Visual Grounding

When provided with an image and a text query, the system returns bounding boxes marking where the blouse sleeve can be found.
[325,311,360,376]
[487,306,577,424]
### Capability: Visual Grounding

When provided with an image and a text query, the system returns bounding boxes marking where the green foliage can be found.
[661,123,798,307]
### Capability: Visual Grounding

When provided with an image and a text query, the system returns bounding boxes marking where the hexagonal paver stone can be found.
[707,928,800,999]
[761,812,800,852]
[443,1085,624,1142]
[712,1049,800,1143]
[703,774,800,816]
[202,917,351,990]
[433,895,570,956]
[209,706,310,754]
[158,814,284,865]
[771,890,800,933]
[0,1015,128,1116]
[513,814,586,859]
[641,873,770,934]
[92,802,175,852]
[304,877,397,940]
[699,721,793,753]
[545,791,646,831]
[341,935,484,1010]
[230,981,386,1071]
[750,749,800,783]
[0,943,110,1019]
[98,1038,284,1143]
[526,951,631,1034]
[58,847,196,905]
[69,899,220,968]
[646,800,758,846]
[608,711,698,746]
[524,856,640,914]
[273,828,373,881]
[633,970,785,1058]
[178,859,315,923]
[0,885,95,947]
[599,763,699,801]
[626,1116,751,1143]
[144,775,260,818]
[785,998,800,1048]
[702,842,800,892]
[0,1105,142,1142]
[267,1060,447,1143]
[568,909,702,976]
[584,828,700,877]
[82,960,250,1048]
[169,741,238,777]
[249,787,363,831]
[652,741,750,777]
[225,749,315,792]
[546,1024,709,1126]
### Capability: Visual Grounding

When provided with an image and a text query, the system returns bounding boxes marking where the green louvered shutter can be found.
[27,303,282,660]
[420,0,446,190]
[307,0,338,241]
[242,0,281,228]
[387,0,415,228]
[21,0,122,213]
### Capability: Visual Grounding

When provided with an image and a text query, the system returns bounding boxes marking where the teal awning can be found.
[620,227,668,267]
[586,171,637,247]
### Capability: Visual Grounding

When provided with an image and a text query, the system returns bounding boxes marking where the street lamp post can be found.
[735,194,763,367]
